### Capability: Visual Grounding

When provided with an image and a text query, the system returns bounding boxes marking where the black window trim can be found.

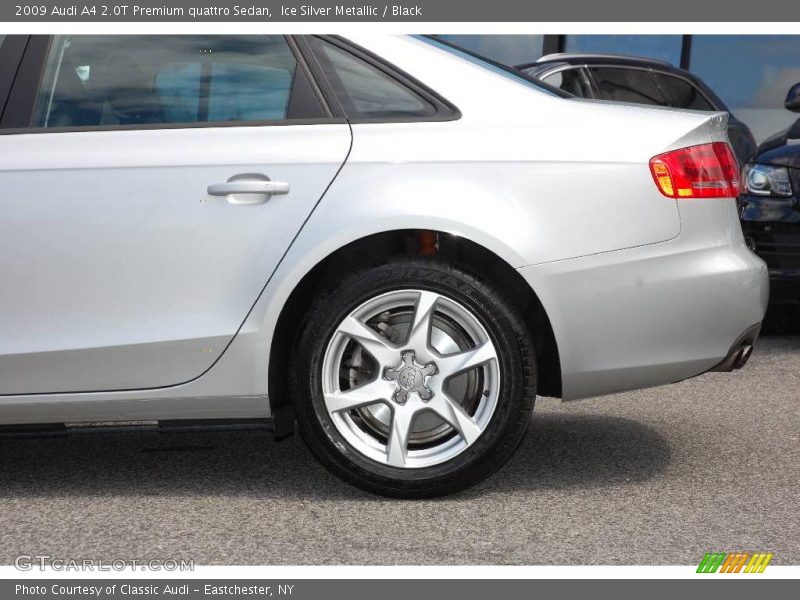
[302,34,461,124]
[285,35,337,119]
[0,34,345,136]
[0,34,49,130]
[291,35,346,120]
[0,35,30,120]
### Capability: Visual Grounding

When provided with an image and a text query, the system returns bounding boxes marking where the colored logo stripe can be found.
[697,553,726,573]
[697,552,773,573]
[720,553,749,573]
[744,553,773,573]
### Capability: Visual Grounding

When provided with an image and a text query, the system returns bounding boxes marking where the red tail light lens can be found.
[649,142,740,199]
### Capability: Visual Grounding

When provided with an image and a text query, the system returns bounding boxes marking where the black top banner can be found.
[3,0,800,22]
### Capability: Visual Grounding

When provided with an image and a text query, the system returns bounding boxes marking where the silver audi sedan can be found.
[0,34,768,496]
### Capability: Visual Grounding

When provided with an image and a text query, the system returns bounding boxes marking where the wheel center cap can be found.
[383,350,437,404]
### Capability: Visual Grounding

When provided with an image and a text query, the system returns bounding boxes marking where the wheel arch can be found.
[268,229,562,438]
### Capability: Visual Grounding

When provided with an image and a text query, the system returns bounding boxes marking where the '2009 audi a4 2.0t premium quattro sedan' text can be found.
[0,35,768,497]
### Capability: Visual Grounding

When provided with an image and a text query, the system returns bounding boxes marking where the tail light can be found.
[649,142,740,199]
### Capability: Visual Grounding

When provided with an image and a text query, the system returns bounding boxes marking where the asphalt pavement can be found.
[0,328,798,565]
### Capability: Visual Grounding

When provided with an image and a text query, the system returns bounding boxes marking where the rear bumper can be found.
[519,199,769,400]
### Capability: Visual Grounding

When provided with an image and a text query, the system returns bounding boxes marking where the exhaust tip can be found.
[734,344,753,370]
[710,323,760,373]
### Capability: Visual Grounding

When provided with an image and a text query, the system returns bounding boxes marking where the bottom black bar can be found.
[2,579,796,600]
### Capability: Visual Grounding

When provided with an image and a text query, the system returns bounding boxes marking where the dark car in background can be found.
[518,53,758,166]
[740,84,800,306]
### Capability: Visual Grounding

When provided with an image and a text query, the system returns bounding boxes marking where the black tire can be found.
[290,257,537,498]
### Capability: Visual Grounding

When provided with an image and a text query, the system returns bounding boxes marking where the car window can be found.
[542,68,593,98]
[651,72,715,111]
[33,35,311,128]
[308,37,436,119]
[588,67,667,106]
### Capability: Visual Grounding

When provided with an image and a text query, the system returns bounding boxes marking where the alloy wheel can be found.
[321,289,501,469]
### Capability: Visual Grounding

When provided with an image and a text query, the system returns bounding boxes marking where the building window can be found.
[563,35,683,66]
[434,35,545,67]
[689,35,800,143]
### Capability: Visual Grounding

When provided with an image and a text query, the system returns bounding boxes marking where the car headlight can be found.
[742,163,793,197]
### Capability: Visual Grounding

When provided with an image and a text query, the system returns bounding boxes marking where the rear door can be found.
[0,35,351,395]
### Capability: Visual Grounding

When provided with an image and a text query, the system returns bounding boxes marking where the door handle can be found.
[207,174,290,205]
